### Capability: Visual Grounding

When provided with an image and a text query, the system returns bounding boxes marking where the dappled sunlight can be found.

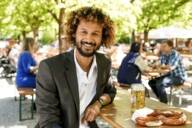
[182,105,192,112]
[0,79,17,99]
[114,96,120,101]
[0,88,16,99]
[176,94,192,101]
[0,125,27,128]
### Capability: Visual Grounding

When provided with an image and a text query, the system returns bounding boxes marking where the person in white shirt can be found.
[36,7,116,128]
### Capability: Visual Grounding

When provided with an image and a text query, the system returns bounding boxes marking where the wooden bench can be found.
[17,88,35,121]
[168,82,192,106]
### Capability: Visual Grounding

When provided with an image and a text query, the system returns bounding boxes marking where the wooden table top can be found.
[181,53,192,58]
[99,86,192,128]
[145,55,159,60]
[145,67,170,79]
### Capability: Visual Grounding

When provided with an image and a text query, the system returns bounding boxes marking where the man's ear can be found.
[72,33,76,38]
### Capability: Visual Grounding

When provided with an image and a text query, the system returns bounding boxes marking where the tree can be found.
[0,0,14,38]
[135,0,190,42]
[38,0,79,53]
[172,1,192,28]
[9,0,53,41]
[77,0,137,44]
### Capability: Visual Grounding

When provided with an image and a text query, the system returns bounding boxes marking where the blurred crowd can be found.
[0,38,60,78]
[1,38,192,78]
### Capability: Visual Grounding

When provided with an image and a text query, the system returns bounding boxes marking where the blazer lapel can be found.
[63,51,80,116]
[93,53,107,101]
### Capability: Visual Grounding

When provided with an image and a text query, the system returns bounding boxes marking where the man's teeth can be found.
[84,43,92,47]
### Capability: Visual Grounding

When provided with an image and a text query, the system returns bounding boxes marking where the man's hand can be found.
[82,101,101,123]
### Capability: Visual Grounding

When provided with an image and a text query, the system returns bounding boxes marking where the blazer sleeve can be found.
[36,60,62,128]
[103,61,116,103]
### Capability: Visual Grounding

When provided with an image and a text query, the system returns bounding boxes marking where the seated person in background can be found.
[177,40,185,51]
[185,39,192,51]
[148,40,187,103]
[117,42,149,85]
[16,37,38,88]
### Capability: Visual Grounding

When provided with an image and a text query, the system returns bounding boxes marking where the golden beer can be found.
[131,84,145,112]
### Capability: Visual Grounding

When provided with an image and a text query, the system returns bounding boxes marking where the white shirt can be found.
[135,55,150,72]
[74,49,97,128]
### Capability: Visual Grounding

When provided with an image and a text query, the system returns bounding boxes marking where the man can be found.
[36,7,116,128]
[148,40,187,103]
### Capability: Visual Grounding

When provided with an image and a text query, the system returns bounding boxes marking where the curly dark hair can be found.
[65,7,115,48]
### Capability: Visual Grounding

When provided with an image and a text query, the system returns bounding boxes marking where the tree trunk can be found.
[131,29,135,43]
[58,8,65,53]
[32,28,39,42]
[22,31,26,39]
[144,30,149,43]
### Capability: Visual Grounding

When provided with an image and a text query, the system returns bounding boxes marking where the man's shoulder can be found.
[41,51,72,66]
[95,52,111,63]
[172,50,181,58]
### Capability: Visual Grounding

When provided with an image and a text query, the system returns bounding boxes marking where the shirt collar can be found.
[162,49,174,57]
[74,48,97,77]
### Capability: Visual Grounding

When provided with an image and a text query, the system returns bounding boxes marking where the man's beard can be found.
[76,40,99,57]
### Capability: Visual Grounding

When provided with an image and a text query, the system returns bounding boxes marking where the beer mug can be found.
[131,83,145,112]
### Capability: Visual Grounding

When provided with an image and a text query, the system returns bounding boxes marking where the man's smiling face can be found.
[75,19,103,57]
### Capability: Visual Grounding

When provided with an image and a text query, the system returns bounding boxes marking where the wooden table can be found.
[145,54,159,61]
[145,68,170,79]
[181,53,192,59]
[99,86,192,128]
[180,50,192,58]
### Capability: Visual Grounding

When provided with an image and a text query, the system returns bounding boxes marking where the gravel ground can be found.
[0,78,38,128]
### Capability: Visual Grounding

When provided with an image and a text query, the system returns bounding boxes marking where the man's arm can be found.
[168,54,180,71]
[36,61,62,128]
[161,53,180,72]
[82,61,116,123]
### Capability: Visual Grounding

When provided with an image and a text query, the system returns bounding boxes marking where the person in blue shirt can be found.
[117,42,150,85]
[149,40,187,103]
[16,37,38,88]
[117,42,141,85]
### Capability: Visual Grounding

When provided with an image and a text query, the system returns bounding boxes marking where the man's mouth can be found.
[81,41,96,48]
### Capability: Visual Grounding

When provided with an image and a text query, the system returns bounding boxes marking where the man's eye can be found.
[92,33,100,36]
[81,31,87,34]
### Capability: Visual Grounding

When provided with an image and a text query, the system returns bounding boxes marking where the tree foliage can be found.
[135,0,190,41]
[0,0,192,45]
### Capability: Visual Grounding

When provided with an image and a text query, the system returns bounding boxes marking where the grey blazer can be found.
[36,50,116,128]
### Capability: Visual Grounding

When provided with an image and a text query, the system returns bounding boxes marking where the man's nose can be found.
[85,34,93,42]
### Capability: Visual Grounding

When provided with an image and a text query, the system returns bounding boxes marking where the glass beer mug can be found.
[131,83,145,112]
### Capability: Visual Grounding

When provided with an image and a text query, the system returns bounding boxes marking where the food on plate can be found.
[136,116,162,127]
[135,109,187,127]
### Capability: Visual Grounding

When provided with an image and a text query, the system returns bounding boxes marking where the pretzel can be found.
[158,114,187,126]
[148,109,183,117]
[135,110,187,126]
[136,116,162,127]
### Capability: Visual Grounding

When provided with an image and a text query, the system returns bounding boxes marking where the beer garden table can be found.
[99,86,192,128]
[181,53,192,59]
